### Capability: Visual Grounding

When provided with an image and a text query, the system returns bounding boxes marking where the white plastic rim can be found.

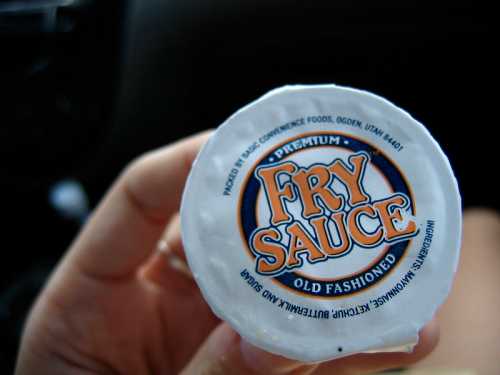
[181,85,461,362]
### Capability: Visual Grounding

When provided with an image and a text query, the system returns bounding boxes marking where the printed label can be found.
[238,131,419,298]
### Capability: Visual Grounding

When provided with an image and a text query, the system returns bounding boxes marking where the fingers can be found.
[65,130,212,280]
[181,323,317,375]
[412,208,500,373]
[140,215,197,295]
[314,318,440,374]
[182,319,438,375]
[157,214,186,262]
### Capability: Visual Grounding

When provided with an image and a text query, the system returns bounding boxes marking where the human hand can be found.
[15,131,439,374]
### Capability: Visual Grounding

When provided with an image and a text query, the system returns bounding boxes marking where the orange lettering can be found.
[252,228,288,275]
[348,204,384,246]
[292,165,343,218]
[256,162,297,225]
[374,194,417,241]
[329,153,370,206]
[286,222,326,267]
[310,212,351,256]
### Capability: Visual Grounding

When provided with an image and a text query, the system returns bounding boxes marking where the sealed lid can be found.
[181,85,461,362]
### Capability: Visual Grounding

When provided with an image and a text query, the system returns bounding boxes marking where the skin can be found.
[15,131,453,374]
[412,209,500,374]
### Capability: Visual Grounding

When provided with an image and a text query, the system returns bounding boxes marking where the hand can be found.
[15,131,438,374]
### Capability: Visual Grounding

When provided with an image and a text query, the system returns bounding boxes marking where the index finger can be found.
[64,130,212,280]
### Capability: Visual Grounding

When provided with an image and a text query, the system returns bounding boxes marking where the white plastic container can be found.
[181,85,461,362]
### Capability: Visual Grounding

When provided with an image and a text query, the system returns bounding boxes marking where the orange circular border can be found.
[237,131,416,299]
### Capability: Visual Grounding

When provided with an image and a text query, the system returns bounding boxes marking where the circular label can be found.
[239,132,418,298]
[181,85,462,362]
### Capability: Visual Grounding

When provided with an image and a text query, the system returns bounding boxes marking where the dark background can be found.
[0,1,495,372]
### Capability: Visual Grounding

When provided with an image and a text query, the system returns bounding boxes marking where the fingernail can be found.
[157,239,169,253]
[168,255,193,278]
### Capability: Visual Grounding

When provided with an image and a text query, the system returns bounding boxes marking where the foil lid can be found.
[181,85,462,362]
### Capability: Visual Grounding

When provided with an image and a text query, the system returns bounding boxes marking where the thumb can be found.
[181,319,440,375]
[180,323,317,375]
